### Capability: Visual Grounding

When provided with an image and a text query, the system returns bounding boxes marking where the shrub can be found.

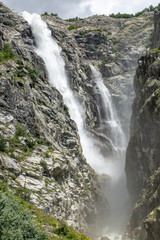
[17,70,25,78]
[40,160,49,175]
[26,65,37,83]
[15,124,27,137]
[51,13,58,17]
[68,25,81,31]
[0,43,17,62]
[43,12,48,16]
[25,138,35,149]
[15,187,31,202]
[36,138,48,145]
[0,191,48,240]
[0,134,6,152]
[55,222,69,236]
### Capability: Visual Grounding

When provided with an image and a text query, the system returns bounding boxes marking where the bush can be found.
[40,160,49,175]
[0,134,6,152]
[0,43,17,62]
[0,191,48,240]
[68,25,81,31]
[15,124,27,137]
[25,138,35,149]
[26,65,37,83]
[17,70,25,78]
[36,138,47,145]
[51,13,58,17]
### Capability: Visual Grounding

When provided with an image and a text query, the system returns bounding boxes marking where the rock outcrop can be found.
[124,6,160,240]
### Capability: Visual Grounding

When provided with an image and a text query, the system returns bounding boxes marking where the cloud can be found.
[89,0,160,15]
[1,0,92,19]
[1,0,160,19]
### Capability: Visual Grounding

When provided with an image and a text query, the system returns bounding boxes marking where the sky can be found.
[1,0,160,19]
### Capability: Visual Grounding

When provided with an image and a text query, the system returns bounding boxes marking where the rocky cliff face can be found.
[124,5,160,240]
[43,9,153,148]
[0,1,155,239]
[0,3,108,238]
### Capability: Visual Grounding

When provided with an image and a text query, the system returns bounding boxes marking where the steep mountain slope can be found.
[0,1,156,239]
[43,10,153,141]
[0,3,108,238]
[124,4,160,240]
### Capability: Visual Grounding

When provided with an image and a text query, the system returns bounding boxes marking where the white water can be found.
[91,66,129,238]
[22,11,111,173]
[22,12,129,240]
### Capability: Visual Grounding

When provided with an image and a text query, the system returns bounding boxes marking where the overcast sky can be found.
[1,0,160,19]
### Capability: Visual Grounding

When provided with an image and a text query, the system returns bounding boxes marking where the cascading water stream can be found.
[22,12,129,240]
[22,12,108,173]
[90,66,129,235]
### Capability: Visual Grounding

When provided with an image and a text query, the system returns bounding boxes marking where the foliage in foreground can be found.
[0,186,47,240]
[0,181,91,240]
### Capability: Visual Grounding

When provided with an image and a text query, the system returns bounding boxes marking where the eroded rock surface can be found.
[124,6,160,240]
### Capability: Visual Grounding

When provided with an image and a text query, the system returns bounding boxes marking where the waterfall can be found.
[90,66,129,234]
[22,12,129,240]
[22,11,108,173]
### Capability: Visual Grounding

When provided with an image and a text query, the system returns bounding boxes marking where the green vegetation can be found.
[14,187,31,202]
[109,5,157,18]
[15,124,27,137]
[51,13,58,17]
[0,186,47,240]
[0,43,18,62]
[78,28,105,35]
[0,134,6,152]
[78,30,92,35]
[0,181,91,240]
[68,25,81,31]
[109,13,134,18]
[147,48,160,54]
[42,12,58,17]
[36,138,48,145]
[102,56,110,63]
[42,12,49,16]
[0,124,35,160]
[26,65,38,83]
[40,160,49,175]
[65,17,84,22]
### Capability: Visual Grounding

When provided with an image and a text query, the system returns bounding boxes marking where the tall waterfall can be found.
[22,12,129,240]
